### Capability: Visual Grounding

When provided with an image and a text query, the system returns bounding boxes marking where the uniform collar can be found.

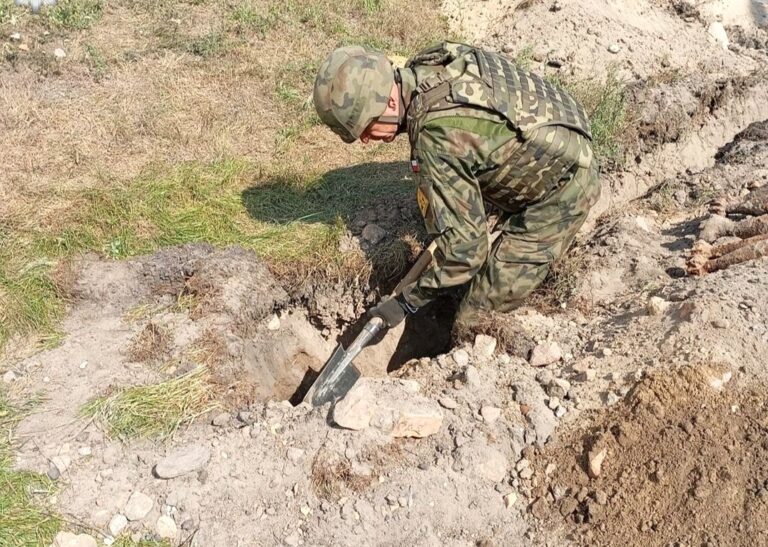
[395,67,417,131]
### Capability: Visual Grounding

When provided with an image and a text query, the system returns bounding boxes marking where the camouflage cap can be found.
[313,46,395,143]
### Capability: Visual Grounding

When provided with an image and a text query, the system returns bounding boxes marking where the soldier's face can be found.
[359,82,399,144]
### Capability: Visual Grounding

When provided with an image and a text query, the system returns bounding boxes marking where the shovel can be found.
[302,240,438,407]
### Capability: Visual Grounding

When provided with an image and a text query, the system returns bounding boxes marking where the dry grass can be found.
[126,322,170,364]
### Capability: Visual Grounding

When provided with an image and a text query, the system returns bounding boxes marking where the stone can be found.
[588,448,607,478]
[156,515,177,539]
[53,48,66,59]
[463,365,481,386]
[52,532,98,547]
[453,441,508,483]
[530,497,549,519]
[606,392,620,406]
[480,405,501,424]
[438,397,458,410]
[503,492,518,508]
[361,223,387,245]
[547,397,560,410]
[547,378,571,398]
[154,445,210,479]
[109,514,128,537]
[10,32,21,41]
[707,22,729,49]
[578,369,597,382]
[47,463,61,480]
[267,314,281,330]
[287,447,305,463]
[473,334,497,358]
[284,531,301,546]
[713,318,730,329]
[453,349,470,367]
[211,412,231,427]
[560,497,579,516]
[78,446,92,457]
[646,296,670,316]
[514,379,557,446]
[550,0,562,11]
[607,44,621,54]
[535,370,554,385]
[555,406,567,418]
[124,491,154,521]
[2,370,18,383]
[595,490,608,505]
[519,467,534,480]
[529,342,562,367]
[52,455,71,475]
[332,378,443,438]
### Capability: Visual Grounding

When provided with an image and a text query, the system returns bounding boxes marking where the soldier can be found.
[312,42,600,338]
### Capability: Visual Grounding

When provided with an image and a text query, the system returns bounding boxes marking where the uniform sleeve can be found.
[401,145,489,308]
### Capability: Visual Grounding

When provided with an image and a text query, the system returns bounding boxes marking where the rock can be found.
[124,491,154,521]
[463,365,481,386]
[555,406,566,418]
[156,515,177,539]
[287,447,305,463]
[606,392,620,405]
[473,334,497,358]
[2,370,18,383]
[547,378,571,398]
[599,347,613,358]
[713,318,729,329]
[503,492,518,508]
[560,497,579,516]
[535,370,554,385]
[529,342,562,367]
[438,397,458,410]
[607,43,621,54]
[51,455,71,475]
[52,532,98,547]
[53,48,66,59]
[502,43,515,53]
[707,22,729,49]
[530,497,549,519]
[361,223,387,245]
[267,314,281,330]
[550,0,562,11]
[47,463,61,480]
[516,458,530,472]
[78,446,92,457]
[284,531,301,546]
[577,369,596,382]
[547,397,560,410]
[332,378,443,438]
[10,32,21,41]
[588,448,607,478]
[480,405,501,424]
[109,514,128,537]
[595,490,608,505]
[513,379,557,446]
[453,441,508,483]
[646,296,670,316]
[453,349,470,367]
[211,412,231,427]
[519,467,534,480]
[154,445,211,479]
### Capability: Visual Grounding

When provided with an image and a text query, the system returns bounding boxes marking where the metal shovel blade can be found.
[303,344,361,407]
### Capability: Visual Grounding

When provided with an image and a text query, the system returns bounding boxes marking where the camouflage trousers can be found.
[458,158,600,316]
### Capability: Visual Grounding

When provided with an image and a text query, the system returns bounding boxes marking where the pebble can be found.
[529,342,563,367]
[53,48,66,59]
[211,412,231,427]
[503,492,518,508]
[267,315,281,330]
[2,370,18,383]
[473,334,497,358]
[600,348,613,357]
[547,397,560,410]
[595,490,608,505]
[560,497,579,516]
[361,223,387,245]
[607,44,621,54]
[285,531,301,546]
[47,463,61,480]
[109,514,128,537]
[707,21,729,49]
[124,491,154,521]
[453,349,470,367]
[10,32,21,41]
[535,370,554,385]
[550,0,562,11]
[578,369,597,382]
[154,445,211,479]
[463,365,480,386]
[555,406,567,418]
[519,467,534,480]
[78,446,92,457]
[588,448,607,478]
[545,463,557,476]
[79,361,88,369]
[516,459,530,472]
[713,318,729,329]
[52,532,98,547]
[606,392,620,406]
[480,405,501,424]
[646,296,670,316]
[51,455,71,474]
[439,397,458,410]
[530,497,549,519]
[156,515,177,539]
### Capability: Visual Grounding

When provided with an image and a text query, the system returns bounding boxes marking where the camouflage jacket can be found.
[396,42,595,308]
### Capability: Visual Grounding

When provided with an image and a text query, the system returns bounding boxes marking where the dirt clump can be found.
[531,365,768,546]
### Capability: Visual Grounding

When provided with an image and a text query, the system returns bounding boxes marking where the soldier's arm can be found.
[401,146,489,308]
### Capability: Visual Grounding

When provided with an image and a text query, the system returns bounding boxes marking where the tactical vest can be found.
[404,42,593,210]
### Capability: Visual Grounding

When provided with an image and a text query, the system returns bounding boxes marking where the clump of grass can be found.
[310,449,375,501]
[127,322,169,364]
[1,0,17,25]
[83,43,108,81]
[46,0,103,30]
[112,537,171,547]
[231,2,278,35]
[528,246,591,313]
[0,391,61,546]
[82,367,219,439]
[187,31,226,57]
[513,44,534,69]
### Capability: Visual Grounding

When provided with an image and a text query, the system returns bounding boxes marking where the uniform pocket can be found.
[493,235,554,265]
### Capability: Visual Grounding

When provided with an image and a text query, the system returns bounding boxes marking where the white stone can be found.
[547,397,560,410]
[463,365,481,386]
[332,378,443,438]
[473,334,497,358]
[154,445,211,479]
[607,43,621,54]
[156,515,177,539]
[78,446,92,457]
[2,370,18,383]
[108,514,128,537]
[503,491,518,509]
[707,22,729,49]
[361,223,387,245]
[480,405,501,424]
[453,441,508,483]
[452,349,470,367]
[10,32,21,41]
[284,531,301,546]
[53,48,66,59]
[588,448,607,478]
[646,296,670,316]
[79,361,88,369]
[267,314,281,330]
[600,347,613,357]
[555,406,567,418]
[529,342,563,367]
[438,396,458,410]
[124,491,154,521]
[52,532,98,547]
[52,455,71,474]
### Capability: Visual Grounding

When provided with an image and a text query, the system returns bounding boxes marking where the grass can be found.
[0,391,61,547]
[81,366,219,440]
[113,537,171,547]
[45,0,103,30]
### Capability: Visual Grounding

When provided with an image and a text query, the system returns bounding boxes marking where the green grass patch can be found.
[231,2,278,35]
[0,391,61,546]
[0,0,16,25]
[187,31,226,57]
[46,0,103,30]
[83,43,108,81]
[82,367,219,440]
[112,538,171,547]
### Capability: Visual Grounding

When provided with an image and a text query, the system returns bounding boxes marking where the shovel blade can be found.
[303,344,361,407]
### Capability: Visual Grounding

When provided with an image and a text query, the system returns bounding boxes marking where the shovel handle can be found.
[392,240,438,297]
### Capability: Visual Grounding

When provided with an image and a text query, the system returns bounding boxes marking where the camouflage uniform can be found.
[395,42,601,316]
[313,42,601,318]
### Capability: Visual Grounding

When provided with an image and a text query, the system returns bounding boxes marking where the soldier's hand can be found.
[368,294,417,328]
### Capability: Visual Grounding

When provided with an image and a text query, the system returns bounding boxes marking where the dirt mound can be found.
[531,366,768,546]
